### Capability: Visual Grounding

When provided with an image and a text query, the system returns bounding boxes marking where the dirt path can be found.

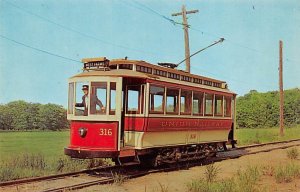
[81,146,300,192]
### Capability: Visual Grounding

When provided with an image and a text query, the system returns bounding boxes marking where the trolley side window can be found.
[180,89,192,115]
[214,95,223,116]
[204,93,213,116]
[110,82,116,115]
[126,85,144,114]
[90,82,107,115]
[166,88,179,114]
[68,82,74,114]
[224,96,232,117]
[193,91,203,116]
[149,85,165,114]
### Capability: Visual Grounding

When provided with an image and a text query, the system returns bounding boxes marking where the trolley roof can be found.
[71,57,234,93]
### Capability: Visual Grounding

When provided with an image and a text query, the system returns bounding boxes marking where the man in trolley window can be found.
[75,85,104,115]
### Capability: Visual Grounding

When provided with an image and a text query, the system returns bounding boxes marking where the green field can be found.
[0,131,109,181]
[0,126,299,181]
[236,125,300,146]
[0,131,69,161]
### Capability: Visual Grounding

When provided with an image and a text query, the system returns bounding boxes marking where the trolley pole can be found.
[279,40,284,137]
[172,5,198,73]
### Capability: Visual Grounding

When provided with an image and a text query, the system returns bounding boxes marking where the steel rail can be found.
[1,138,300,191]
[0,165,116,187]
[44,140,300,192]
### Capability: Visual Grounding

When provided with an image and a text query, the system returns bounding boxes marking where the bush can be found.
[112,172,126,186]
[187,164,262,192]
[0,153,111,182]
[235,165,261,192]
[275,163,300,183]
[286,148,299,160]
[187,179,235,192]
[204,163,220,183]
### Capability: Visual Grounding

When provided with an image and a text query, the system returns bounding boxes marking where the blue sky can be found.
[0,0,299,107]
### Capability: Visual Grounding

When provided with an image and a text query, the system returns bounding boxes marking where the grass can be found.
[187,164,263,192]
[274,162,300,183]
[204,163,220,183]
[0,131,111,182]
[0,131,69,160]
[236,125,300,146]
[0,125,299,182]
[112,172,126,186]
[286,148,299,160]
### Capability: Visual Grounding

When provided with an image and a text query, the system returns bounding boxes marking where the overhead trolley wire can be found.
[130,0,184,26]
[0,34,82,63]
[128,1,299,66]
[1,0,156,56]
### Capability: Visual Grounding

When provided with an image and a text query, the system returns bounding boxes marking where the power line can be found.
[126,1,299,65]
[0,34,81,63]
[131,0,184,26]
[2,0,156,56]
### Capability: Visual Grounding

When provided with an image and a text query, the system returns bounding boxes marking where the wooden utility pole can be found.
[172,5,198,73]
[279,40,284,136]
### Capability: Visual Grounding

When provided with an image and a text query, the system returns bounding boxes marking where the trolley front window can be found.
[110,82,116,115]
[74,81,89,116]
[70,80,120,117]
[68,83,74,114]
[90,82,107,115]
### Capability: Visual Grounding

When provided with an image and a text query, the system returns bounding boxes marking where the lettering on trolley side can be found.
[161,120,227,128]
[99,128,113,136]
[190,134,196,139]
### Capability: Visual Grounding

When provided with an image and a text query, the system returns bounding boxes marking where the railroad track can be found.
[1,139,300,192]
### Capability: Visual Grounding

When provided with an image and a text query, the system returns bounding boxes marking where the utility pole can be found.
[279,40,284,136]
[172,5,198,73]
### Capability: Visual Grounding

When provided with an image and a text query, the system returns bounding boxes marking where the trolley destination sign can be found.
[82,57,109,70]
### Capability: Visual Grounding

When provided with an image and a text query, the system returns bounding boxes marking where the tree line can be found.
[236,88,300,128]
[0,88,299,131]
[0,101,68,131]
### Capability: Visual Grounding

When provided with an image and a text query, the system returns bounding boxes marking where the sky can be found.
[0,0,299,107]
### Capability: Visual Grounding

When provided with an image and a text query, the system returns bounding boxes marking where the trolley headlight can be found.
[78,127,87,138]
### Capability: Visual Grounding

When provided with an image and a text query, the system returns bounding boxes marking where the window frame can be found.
[180,89,192,115]
[68,82,74,114]
[165,87,179,115]
[214,95,223,116]
[192,91,204,116]
[204,93,214,116]
[126,85,144,114]
[149,85,165,114]
[224,96,232,117]
[90,82,107,115]
[109,82,116,115]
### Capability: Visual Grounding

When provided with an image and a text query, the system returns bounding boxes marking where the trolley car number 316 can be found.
[99,128,113,136]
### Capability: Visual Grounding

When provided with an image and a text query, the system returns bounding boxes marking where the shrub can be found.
[204,163,220,183]
[275,163,300,183]
[286,148,299,160]
[112,172,126,186]
[158,182,169,192]
[187,179,235,192]
[235,165,261,192]
[261,165,274,176]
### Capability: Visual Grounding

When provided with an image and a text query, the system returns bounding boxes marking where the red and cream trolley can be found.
[65,57,236,165]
